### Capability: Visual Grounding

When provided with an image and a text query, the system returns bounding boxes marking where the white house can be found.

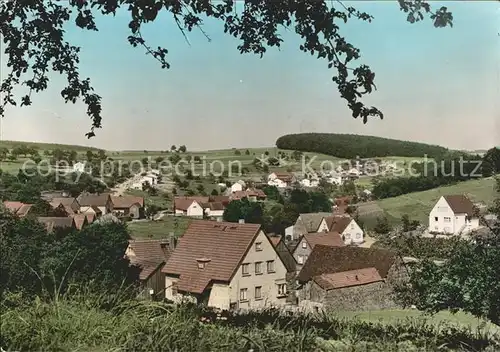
[428,195,480,236]
[300,179,319,188]
[173,197,209,217]
[231,181,245,193]
[327,174,343,185]
[317,215,364,245]
[268,172,294,188]
[131,174,158,190]
[73,161,86,173]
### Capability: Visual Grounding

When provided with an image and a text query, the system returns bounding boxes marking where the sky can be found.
[1,1,499,151]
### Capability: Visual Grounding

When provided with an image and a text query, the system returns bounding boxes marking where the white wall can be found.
[316,219,329,233]
[341,219,364,244]
[186,201,204,217]
[428,197,457,234]
[228,231,288,309]
[231,183,243,193]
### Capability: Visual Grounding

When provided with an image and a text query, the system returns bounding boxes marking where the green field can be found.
[375,177,496,224]
[127,217,192,239]
[0,140,97,152]
[334,309,500,336]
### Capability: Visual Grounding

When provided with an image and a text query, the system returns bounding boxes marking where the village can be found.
[3,155,495,314]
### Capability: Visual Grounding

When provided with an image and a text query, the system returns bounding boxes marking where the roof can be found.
[443,195,475,216]
[77,193,110,207]
[111,195,144,208]
[298,212,332,232]
[3,201,33,217]
[231,189,266,200]
[50,197,79,207]
[273,239,298,273]
[313,267,383,290]
[324,215,352,233]
[174,196,209,211]
[84,213,96,223]
[72,214,88,230]
[208,202,225,211]
[37,217,75,232]
[80,205,102,214]
[126,238,175,280]
[162,220,261,294]
[303,232,345,250]
[297,245,397,283]
[208,195,230,204]
[270,172,293,182]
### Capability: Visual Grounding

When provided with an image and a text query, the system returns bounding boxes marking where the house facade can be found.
[163,221,289,310]
[73,161,86,173]
[318,215,364,245]
[50,197,80,214]
[296,245,407,311]
[111,195,145,219]
[428,195,480,235]
[78,193,113,215]
[285,212,332,241]
[174,197,208,217]
[293,232,345,265]
[267,172,294,188]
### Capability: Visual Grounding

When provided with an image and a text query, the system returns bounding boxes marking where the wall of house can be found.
[207,283,231,310]
[228,231,288,310]
[165,276,180,302]
[187,201,204,217]
[142,268,165,300]
[293,238,311,265]
[129,204,141,219]
[428,197,457,234]
[284,225,294,241]
[317,219,329,233]
[208,209,224,218]
[341,220,364,244]
[175,209,186,216]
[231,183,243,193]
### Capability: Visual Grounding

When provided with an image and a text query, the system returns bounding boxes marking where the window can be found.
[434,217,438,221]
[171,282,178,295]
[444,217,451,223]
[267,260,275,273]
[301,241,307,249]
[344,233,351,239]
[277,284,287,297]
[239,288,248,301]
[350,223,354,229]
[241,263,250,276]
[297,255,304,264]
[197,262,205,269]
[255,242,262,251]
[356,233,361,239]
[255,262,262,275]
[254,286,262,300]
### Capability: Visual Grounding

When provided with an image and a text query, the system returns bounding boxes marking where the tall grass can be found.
[1,287,499,351]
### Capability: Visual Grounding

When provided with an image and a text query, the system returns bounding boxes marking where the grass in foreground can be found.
[1,290,498,352]
[127,217,192,239]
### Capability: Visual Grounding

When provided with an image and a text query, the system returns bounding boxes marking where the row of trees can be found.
[0,207,137,296]
[223,187,331,235]
[276,133,449,159]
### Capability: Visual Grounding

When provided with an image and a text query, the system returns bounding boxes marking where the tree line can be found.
[275,133,449,159]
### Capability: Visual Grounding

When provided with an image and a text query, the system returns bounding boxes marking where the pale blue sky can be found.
[1,1,499,151]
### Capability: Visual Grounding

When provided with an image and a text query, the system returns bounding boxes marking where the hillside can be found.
[0,140,98,152]
[276,133,449,159]
[356,178,496,228]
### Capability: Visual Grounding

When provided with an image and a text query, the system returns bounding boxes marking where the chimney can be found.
[169,232,177,250]
[238,219,245,224]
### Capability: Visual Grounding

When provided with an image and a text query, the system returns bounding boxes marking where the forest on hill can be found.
[275,133,449,159]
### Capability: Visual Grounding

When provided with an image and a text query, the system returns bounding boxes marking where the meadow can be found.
[127,216,191,239]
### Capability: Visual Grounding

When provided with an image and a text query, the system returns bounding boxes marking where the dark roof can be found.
[298,212,332,233]
[275,241,297,273]
[78,193,110,207]
[127,239,174,280]
[313,267,383,290]
[208,195,230,204]
[111,195,144,208]
[51,197,79,207]
[443,195,475,216]
[303,232,345,250]
[174,196,209,211]
[162,220,261,294]
[324,215,352,233]
[297,245,397,283]
[37,217,75,232]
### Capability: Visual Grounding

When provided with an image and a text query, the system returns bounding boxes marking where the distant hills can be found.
[276,133,450,159]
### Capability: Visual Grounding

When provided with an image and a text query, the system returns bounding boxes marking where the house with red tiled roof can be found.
[173,196,209,217]
[230,188,267,202]
[296,245,407,311]
[49,197,80,215]
[37,217,76,233]
[77,193,113,215]
[317,215,364,245]
[162,220,289,310]
[3,201,33,218]
[428,195,480,235]
[71,214,89,230]
[111,195,145,219]
[125,237,176,299]
[267,171,295,188]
